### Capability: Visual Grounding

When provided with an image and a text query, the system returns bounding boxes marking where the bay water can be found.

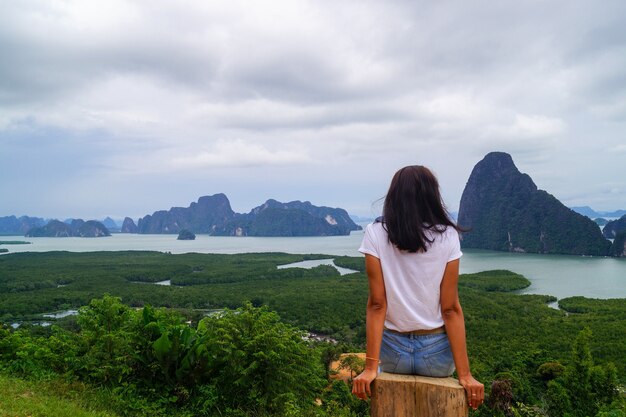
[2,231,625,301]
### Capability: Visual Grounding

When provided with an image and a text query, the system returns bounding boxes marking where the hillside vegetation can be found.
[1,251,625,416]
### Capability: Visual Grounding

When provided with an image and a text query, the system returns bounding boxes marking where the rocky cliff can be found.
[74,220,111,237]
[121,217,139,233]
[235,199,360,236]
[137,194,235,234]
[602,215,626,239]
[609,232,626,257]
[458,152,610,256]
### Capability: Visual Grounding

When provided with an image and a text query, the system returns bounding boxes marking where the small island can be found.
[177,229,196,240]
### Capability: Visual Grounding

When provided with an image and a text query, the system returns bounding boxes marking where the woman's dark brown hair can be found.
[382,165,461,253]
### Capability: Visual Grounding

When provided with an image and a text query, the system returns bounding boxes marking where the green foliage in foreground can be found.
[1,297,344,416]
[1,251,626,416]
[1,298,623,417]
[473,328,622,417]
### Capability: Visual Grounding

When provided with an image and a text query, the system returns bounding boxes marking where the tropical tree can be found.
[338,354,365,381]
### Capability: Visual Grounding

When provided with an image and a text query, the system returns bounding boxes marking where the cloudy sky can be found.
[1,0,625,220]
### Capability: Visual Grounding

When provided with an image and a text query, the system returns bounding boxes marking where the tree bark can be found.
[371,372,468,417]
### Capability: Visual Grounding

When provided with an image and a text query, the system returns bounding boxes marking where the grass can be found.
[0,374,119,417]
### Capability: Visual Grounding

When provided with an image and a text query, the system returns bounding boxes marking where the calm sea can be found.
[2,231,625,301]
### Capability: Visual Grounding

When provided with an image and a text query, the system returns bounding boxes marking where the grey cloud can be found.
[0,3,222,106]
[1,0,626,217]
[0,120,110,177]
[210,101,413,131]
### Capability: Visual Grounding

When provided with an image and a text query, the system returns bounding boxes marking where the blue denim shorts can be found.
[379,329,455,377]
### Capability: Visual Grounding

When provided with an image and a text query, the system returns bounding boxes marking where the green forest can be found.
[0,251,625,416]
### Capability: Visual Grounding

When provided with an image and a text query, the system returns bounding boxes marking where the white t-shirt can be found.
[358,222,462,332]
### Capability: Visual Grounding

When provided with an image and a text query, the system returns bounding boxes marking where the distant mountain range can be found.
[25,219,111,238]
[0,216,46,235]
[1,195,361,238]
[458,152,611,256]
[0,216,116,237]
[570,206,626,219]
[129,194,361,236]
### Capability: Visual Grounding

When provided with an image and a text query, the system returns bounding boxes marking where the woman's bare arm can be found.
[440,258,484,410]
[352,254,387,400]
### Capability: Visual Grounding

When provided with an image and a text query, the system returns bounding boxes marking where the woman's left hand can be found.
[352,368,378,400]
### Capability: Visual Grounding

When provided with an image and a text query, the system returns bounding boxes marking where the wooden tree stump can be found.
[370,372,468,417]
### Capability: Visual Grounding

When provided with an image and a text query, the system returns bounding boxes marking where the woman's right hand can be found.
[352,368,378,400]
[458,374,484,410]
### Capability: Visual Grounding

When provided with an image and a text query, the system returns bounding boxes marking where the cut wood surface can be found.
[371,372,468,417]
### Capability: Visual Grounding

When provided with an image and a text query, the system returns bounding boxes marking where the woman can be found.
[351,165,484,410]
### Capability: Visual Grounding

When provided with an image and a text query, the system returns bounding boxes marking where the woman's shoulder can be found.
[365,221,387,235]
[441,225,460,238]
[430,225,460,242]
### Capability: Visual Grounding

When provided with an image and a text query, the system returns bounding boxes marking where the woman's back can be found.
[359,222,462,331]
